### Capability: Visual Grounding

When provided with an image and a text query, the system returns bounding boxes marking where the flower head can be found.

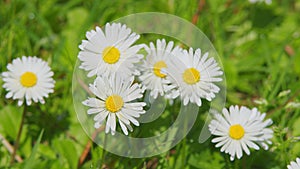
[209,105,273,161]
[138,39,180,99]
[78,23,143,78]
[82,74,146,135]
[2,56,55,106]
[167,48,223,106]
[287,158,300,169]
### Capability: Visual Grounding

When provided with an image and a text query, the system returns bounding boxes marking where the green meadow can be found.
[0,0,300,168]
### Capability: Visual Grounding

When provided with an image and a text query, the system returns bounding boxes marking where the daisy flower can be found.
[138,39,179,99]
[1,56,55,106]
[287,158,300,169]
[251,108,273,150]
[209,105,273,161]
[167,48,223,106]
[82,74,146,135]
[78,23,143,78]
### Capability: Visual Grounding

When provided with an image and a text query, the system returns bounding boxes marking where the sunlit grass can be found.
[0,0,300,168]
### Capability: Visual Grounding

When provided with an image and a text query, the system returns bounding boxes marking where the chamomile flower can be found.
[78,23,143,78]
[167,48,223,106]
[209,105,273,161]
[138,39,179,99]
[2,56,55,106]
[82,74,146,135]
[287,158,300,169]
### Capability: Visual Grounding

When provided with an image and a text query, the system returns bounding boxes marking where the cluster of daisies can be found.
[0,22,298,166]
[76,22,275,161]
[78,22,223,136]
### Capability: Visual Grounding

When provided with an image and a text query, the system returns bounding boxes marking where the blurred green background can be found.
[0,0,300,168]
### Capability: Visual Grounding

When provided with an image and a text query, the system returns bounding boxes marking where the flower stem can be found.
[100,131,107,167]
[181,105,188,168]
[77,126,104,169]
[10,104,27,165]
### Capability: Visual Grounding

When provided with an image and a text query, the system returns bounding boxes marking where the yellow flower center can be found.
[20,72,37,87]
[182,68,200,84]
[153,61,167,78]
[102,46,120,64]
[105,95,124,113]
[229,124,245,140]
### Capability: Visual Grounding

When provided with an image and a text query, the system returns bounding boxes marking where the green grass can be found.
[0,0,300,168]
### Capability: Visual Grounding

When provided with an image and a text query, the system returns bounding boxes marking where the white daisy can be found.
[209,105,273,161]
[288,158,300,169]
[82,74,146,135]
[138,39,179,99]
[251,107,273,150]
[78,22,143,78]
[1,56,55,106]
[167,47,223,106]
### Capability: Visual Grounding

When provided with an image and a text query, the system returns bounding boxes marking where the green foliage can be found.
[22,130,44,169]
[0,106,21,139]
[0,0,300,168]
